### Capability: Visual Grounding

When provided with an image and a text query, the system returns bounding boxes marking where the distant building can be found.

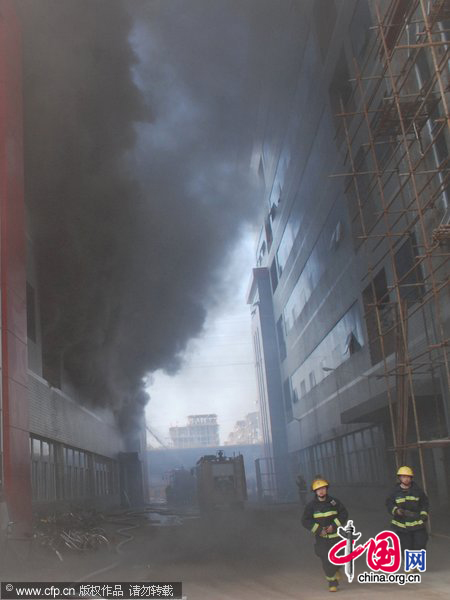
[225,412,262,446]
[169,414,220,448]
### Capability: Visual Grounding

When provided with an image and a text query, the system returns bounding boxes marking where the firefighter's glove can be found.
[319,528,328,537]
[395,508,405,517]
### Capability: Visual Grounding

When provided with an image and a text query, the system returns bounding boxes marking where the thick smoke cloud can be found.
[17,0,280,438]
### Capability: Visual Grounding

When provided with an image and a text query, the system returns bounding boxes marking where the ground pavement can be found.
[1,504,449,599]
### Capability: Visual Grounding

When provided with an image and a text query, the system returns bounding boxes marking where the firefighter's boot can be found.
[327,577,339,592]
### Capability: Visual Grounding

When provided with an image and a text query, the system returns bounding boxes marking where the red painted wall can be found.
[0,0,32,531]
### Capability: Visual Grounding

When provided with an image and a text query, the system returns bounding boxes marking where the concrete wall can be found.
[28,371,124,458]
[0,0,32,531]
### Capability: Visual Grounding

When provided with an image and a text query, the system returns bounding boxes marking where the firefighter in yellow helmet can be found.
[386,466,429,555]
[302,477,348,592]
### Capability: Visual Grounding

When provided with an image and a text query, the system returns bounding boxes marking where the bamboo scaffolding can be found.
[334,0,450,498]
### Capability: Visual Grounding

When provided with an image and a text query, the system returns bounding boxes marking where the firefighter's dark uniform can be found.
[302,495,348,586]
[386,481,429,552]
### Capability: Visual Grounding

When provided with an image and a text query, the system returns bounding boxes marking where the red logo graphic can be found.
[329,521,401,581]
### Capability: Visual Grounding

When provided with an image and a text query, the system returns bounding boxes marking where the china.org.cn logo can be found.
[328,520,426,585]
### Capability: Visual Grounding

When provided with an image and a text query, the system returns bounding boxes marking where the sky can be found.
[145,226,259,446]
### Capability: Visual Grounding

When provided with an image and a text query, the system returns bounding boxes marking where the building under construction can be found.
[249,0,449,510]
[169,414,220,449]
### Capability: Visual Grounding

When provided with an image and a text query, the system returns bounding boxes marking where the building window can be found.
[312,439,338,483]
[394,234,424,306]
[341,426,386,484]
[93,456,117,497]
[264,216,273,251]
[299,426,386,487]
[26,282,37,343]
[313,0,337,61]
[362,268,395,365]
[270,258,279,292]
[290,302,364,400]
[345,331,362,355]
[283,202,345,334]
[30,436,57,502]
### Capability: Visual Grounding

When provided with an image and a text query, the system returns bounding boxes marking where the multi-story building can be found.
[0,1,147,533]
[249,0,449,508]
[169,414,220,448]
[225,412,262,446]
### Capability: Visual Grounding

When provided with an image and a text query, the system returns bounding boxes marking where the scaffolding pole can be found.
[334,0,450,504]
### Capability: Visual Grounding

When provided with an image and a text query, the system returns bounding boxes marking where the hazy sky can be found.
[145,227,259,445]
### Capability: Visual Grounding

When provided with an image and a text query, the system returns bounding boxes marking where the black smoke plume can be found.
[17,0,289,437]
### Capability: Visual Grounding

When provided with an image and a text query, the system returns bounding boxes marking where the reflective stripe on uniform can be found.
[391,519,424,528]
[395,496,420,503]
[311,523,319,534]
[326,575,338,582]
[326,532,339,539]
[334,518,341,527]
[313,510,338,518]
[420,511,428,516]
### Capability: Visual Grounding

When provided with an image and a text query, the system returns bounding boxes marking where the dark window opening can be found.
[270,258,279,292]
[384,0,412,54]
[362,268,395,365]
[265,216,273,251]
[345,331,362,355]
[394,233,424,306]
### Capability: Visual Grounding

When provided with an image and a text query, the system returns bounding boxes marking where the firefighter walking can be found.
[302,477,348,592]
[386,466,429,555]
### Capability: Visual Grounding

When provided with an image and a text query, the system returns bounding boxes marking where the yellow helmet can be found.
[397,466,414,477]
[311,478,329,491]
